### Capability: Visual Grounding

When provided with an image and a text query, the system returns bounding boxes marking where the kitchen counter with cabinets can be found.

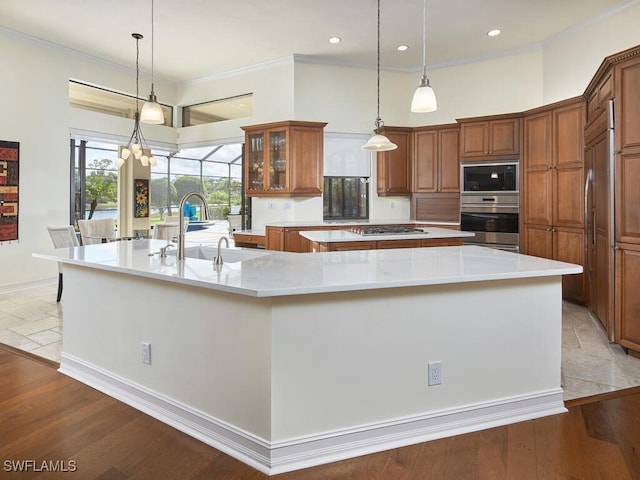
[301,226,474,251]
[35,241,580,474]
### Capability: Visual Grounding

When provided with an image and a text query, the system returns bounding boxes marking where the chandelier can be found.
[117,33,158,168]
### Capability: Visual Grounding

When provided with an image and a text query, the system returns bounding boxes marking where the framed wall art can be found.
[134,178,149,218]
[0,140,19,242]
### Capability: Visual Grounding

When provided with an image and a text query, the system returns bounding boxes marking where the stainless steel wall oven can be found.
[461,161,520,252]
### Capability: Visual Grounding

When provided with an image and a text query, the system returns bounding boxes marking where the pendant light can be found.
[362,0,397,152]
[140,0,165,124]
[410,0,437,113]
[117,33,158,168]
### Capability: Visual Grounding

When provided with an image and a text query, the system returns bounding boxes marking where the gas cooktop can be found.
[349,226,425,236]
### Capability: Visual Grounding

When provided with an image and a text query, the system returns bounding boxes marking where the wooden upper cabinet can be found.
[522,101,585,228]
[615,56,640,152]
[553,103,586,228]
[616,151,640,244]
[377,126,412,196]
[242,120,326,197]
[459,115,521,160]
[523,111,553,226]
[586,69,613,127]
[439,128,461,192]
[412,125,460,193]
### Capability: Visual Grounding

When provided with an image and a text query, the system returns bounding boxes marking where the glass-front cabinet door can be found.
[268,130,287,191]
[247,133,265,192]
[242,120,326,197]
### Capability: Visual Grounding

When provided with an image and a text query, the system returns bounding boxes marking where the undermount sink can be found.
[173,246,271,263]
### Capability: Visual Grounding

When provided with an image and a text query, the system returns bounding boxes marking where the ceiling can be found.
[1,0,636,84]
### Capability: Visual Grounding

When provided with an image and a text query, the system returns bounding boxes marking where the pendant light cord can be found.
[421,0,427,78]
[135,36,140,113]
[375,0,382,132]
[150,0,155,94]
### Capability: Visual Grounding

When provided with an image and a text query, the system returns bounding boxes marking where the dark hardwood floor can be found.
[1,344,640,480]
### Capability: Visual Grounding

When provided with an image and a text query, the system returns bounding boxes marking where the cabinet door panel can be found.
[524,169,552,225]
[377,129,411,196]
[553,227,585,302]
[413,130,437,192]
[489,119,520,156]
[554,105,584,169]
[616,246,640,353]
[439,129,460,192]
[460,123,488,158]
[616,59,640,150]
[555,167,584,228]
[289,126,322,195]
[524,113,551,170]
[616,151,640,243]
[523,224,552,258]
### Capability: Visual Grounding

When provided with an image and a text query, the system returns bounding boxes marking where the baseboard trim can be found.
[59,353,566,475]
[0,277,56,295]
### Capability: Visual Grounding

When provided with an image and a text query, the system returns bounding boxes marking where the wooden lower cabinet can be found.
[522,224,585,303]
[232,232,265,248]
[265,226,285,250]
[313,237,462,252]
[615,244,640,357]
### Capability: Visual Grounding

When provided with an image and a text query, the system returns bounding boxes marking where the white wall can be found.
[542,2,640,103]
[0,29,175,288]
[177,58,295,146]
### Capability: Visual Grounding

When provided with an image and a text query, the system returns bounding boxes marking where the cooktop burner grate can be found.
[350,226,424,236]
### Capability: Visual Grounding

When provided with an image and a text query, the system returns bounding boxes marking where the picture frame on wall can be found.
[134,178,149,218]
[0,140,19,242]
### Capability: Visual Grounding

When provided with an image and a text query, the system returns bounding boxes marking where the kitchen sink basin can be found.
[174,246,271,263]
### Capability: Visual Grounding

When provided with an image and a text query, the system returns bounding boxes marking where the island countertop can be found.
[300,226,474,243]
[34,240,582,298]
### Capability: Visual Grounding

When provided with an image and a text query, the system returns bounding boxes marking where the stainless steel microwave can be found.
[461,161,519,193]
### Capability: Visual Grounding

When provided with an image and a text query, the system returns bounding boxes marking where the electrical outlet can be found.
[428,361,442,386]
[141,342,151,365]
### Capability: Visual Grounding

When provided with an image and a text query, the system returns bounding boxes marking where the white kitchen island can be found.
[35,241,581,475]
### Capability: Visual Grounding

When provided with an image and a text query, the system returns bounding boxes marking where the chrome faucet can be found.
[214,236,229,266]
[177,191,210,260]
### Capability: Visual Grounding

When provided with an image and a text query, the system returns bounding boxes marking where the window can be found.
[70,140,243,227]
[182,94,253,127]
[69,80,173,126]
[70,139,120,226]
[323,177,369,220]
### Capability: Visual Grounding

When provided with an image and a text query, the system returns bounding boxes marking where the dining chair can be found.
[46,225,79,302]
[153,223,180,241]
[227,214,242,237]
[78,218,116,245]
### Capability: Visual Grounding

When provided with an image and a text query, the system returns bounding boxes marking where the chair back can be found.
[227,214,242,237]
[153,223,180,241]
[78,218,116,245]
[47,225,79,248]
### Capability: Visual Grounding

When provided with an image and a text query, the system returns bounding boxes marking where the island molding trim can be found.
[59,353,566,475]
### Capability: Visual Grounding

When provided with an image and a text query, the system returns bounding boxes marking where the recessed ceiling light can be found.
[328,36,342,44]
[487,29,501,37]
[397,45,409,52]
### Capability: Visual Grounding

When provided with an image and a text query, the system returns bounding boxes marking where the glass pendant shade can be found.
[140,0,164,125]
[362,134,397,152]
[411,77,437,113]
[140,93,164,124]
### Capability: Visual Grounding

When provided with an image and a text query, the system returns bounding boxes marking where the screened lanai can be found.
[71,139,245,229]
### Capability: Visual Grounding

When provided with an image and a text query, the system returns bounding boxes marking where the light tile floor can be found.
[2,278,640,402]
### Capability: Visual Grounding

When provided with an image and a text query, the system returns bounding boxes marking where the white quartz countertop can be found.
[34,240,582,298]
[300,227,474,243]
[262,219,460,228]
